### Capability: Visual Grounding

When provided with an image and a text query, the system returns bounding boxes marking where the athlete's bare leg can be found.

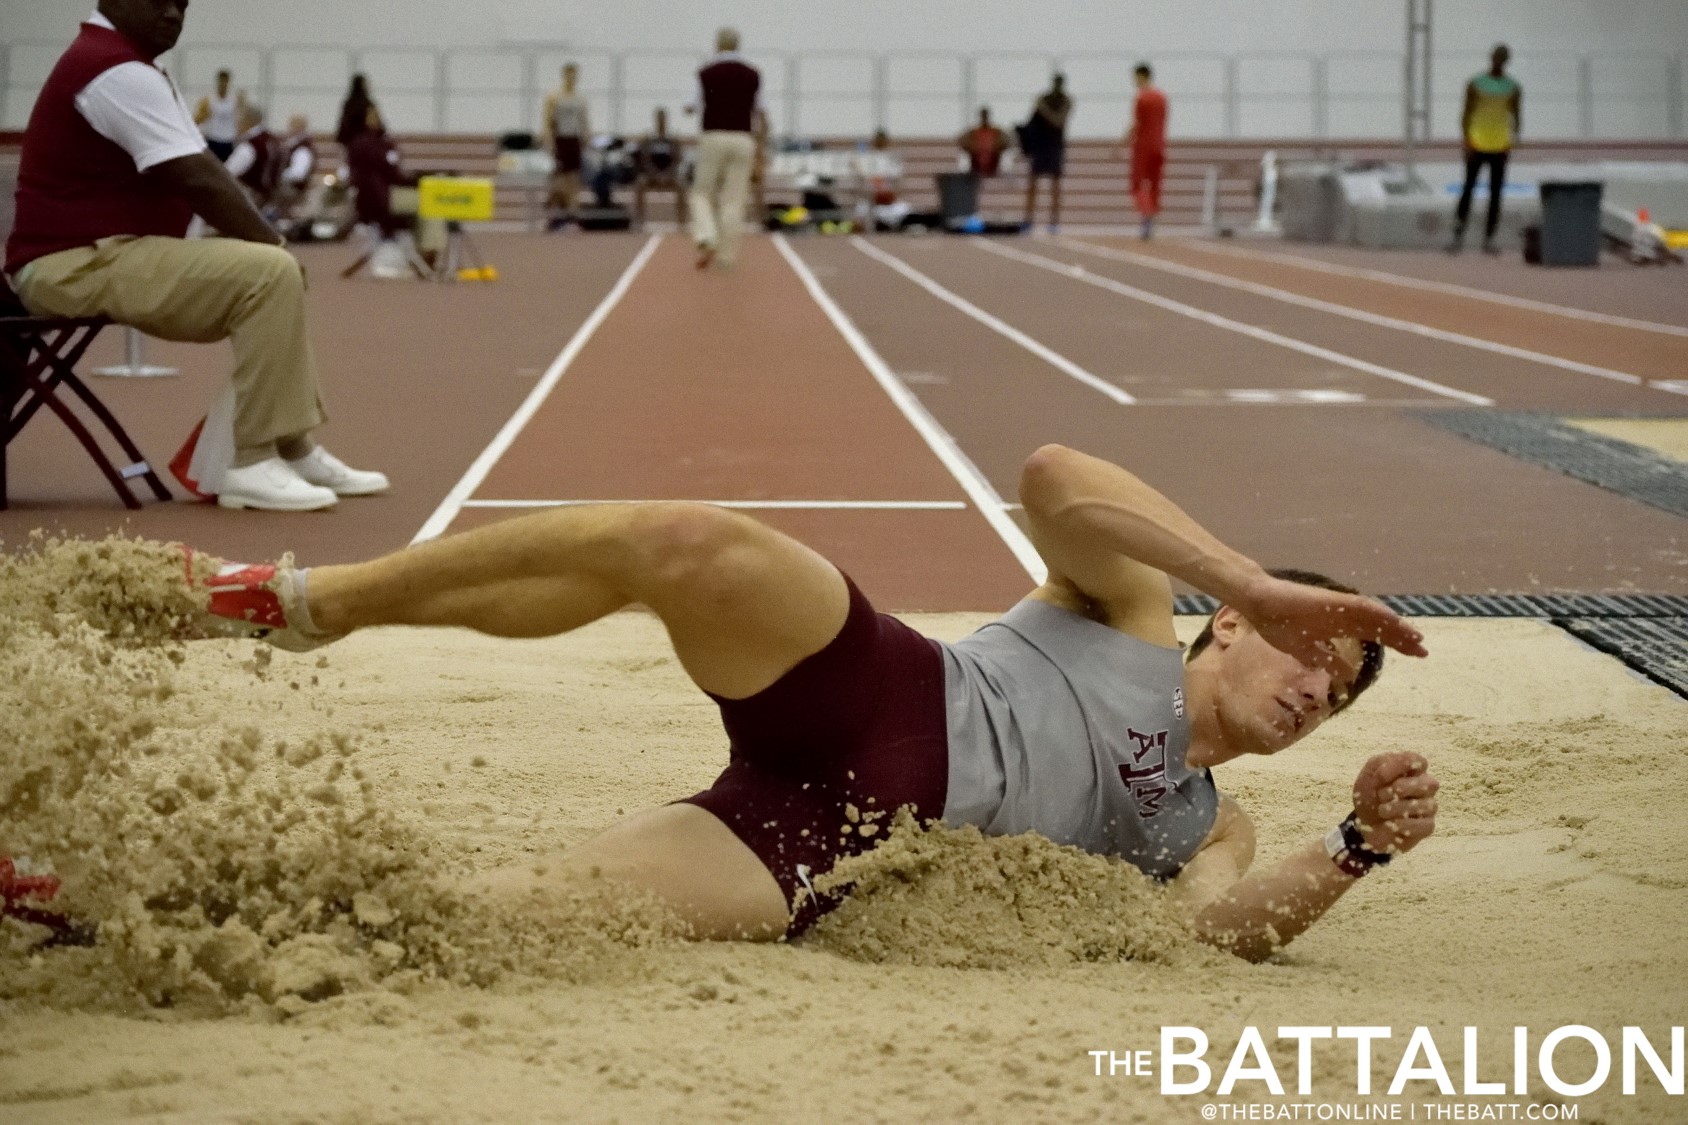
[301,503,849,938]
[307,502,849,700]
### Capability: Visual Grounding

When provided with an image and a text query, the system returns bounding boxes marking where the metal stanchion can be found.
[1201,166,1220,232]
[93,327,179,378]
[1252,150,1280,233]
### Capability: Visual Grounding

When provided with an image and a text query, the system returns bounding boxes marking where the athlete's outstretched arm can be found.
[1018,444,1426,662]
[1171,752,1439,961]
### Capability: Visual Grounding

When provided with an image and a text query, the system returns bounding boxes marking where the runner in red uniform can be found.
[1125,63,1168,240]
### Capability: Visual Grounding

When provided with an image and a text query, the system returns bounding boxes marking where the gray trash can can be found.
[1538,181,1603,267]
[935,172,980,224]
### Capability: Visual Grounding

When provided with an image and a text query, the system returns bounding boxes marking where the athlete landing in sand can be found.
[193,444,1438,960]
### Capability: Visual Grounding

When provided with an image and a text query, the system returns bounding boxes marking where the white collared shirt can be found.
[73,10,207,172]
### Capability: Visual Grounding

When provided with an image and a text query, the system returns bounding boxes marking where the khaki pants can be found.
[14,235,325,456]
[689,131,756,266]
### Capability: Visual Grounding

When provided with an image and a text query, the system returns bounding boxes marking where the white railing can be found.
[2,43,1683,142]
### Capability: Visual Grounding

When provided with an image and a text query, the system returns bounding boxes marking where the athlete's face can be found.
[1207,609,1360,756]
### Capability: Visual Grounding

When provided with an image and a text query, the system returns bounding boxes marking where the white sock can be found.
[277,556,326,636]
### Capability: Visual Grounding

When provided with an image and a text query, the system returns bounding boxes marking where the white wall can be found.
[6,0,1686,137]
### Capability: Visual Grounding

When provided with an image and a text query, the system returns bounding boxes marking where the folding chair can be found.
[0,295,173,510]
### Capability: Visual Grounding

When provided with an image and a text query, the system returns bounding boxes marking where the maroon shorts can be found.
[553,136,584,174]
[679,574,948,937]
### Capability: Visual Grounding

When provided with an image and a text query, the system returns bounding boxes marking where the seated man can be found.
[633,108,686,225]
[224,102,279,214]
[3,0,386,511]
[194,444,1437,958]
[275,114,317,224]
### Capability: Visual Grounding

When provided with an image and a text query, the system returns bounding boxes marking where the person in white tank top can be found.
[166,443,1440,959]
[194,67,243,161]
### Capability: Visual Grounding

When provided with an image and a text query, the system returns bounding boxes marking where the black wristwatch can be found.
[1324,812,1392,878]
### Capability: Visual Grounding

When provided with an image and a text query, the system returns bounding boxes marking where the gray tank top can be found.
[940,598,1217,878]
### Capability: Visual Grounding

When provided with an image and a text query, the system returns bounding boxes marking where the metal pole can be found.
[610,52,625,134]
[434,51,448,132]
[1403,0,1432,178]
[1578,55,1594,138]
[1670,56,1684,139]
[94,328,179,379]
[1223,56,1239,137]
[873,55,888,133]
[1201,165,1220,231]
[1,43,12,130]
[520,50,536,141]
[1312,56,1328,139]
[785,54,799,137]
[961,56,976,131]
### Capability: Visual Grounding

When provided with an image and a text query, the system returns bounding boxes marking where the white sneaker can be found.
[217,457,338,511]
[287,446,390,497]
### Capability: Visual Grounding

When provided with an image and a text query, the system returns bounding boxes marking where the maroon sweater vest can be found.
[236,130,279,197]
[5,23,195,275]
[699,59,760,133]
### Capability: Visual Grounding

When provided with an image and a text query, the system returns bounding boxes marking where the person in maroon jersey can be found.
[3,0,385,510]
[225,102,280,211]
[686,28,760,269]
[1124,63,1169,239]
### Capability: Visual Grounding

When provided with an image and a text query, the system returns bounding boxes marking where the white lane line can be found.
[1056,235,1672,393]
[461,499,968,510]
[774,233,1047,583]
[412,234,664,544]
[1171,237,1688,338]
[850,236,1136,404]
[974,238,1493,407]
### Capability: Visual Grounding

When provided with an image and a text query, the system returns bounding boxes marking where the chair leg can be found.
[60,371,172,502]
[1,321,168,509]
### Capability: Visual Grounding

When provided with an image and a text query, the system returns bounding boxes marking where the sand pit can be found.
[3,539,1686,1122]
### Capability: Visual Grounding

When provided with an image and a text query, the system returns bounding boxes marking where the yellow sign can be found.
[418,177,495,222]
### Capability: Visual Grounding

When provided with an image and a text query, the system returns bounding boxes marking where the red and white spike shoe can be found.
[184,548,338,653]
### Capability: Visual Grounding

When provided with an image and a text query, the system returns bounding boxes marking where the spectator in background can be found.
[335,73,375,150]
[225,103,279,211]
[346,106,412,241]
[543,63,590,231]
[193,67,243,161]
[278,114,316,210]
[1450,44,1522,255]
[687,28,760,270]
[1124,63,1168,240]
[958,107,1010,177]
[1020,74,1072,231]
[634,107,686,226]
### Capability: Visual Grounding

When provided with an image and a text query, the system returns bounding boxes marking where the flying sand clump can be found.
[0,536,680,1017]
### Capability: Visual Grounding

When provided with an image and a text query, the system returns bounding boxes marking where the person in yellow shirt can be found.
[1449,44,1522,254]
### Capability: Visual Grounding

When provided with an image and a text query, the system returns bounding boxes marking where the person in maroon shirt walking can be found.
[687,28,760,269]
[1124,63,1169,239]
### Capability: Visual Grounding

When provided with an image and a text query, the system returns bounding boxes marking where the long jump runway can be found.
[786,234,1688,597]
[2,228,1684,605]
[425,234,1032,611]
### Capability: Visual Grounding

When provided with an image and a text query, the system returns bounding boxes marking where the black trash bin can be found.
[935,171,980,225]
[1537,181,1603,267]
